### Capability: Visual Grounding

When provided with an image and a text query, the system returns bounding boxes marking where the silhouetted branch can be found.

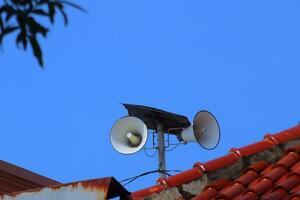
[0,0,84,68]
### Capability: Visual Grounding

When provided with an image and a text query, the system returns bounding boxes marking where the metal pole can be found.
[157,123,166,178]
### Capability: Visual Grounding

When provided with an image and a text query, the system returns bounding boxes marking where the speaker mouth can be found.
[110,116,148,155]
[193,110,221,150]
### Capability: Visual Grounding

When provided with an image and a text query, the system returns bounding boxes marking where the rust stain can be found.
[49,178,110,192]
[0,186,44,198]
[0,177,129,200]
[81,178,110,191]
[1,178,111,199]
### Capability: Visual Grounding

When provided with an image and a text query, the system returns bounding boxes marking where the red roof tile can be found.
[193,179,231,200]
[131,125,300,200]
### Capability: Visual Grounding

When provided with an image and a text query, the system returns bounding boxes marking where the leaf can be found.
[54,3,68,25]
[17,14,27,35]
[16,31,27,50]
[57,0,86,12]
[0,0,84,68]
[5,11,14,22]
[0,16,3,31]
[29,35,43,67]
[48,2,55,24]
[0,5,15,24]
[27,17,48,37]
[36,0,48,5]
[0,26,18,44]
[0,5,14,15]
[31,9,49,16]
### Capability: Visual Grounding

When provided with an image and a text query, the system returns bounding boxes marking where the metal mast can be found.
[157,123,166,178]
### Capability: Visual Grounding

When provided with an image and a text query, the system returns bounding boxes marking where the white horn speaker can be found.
[110,116,148,154]
[179,110,220,150]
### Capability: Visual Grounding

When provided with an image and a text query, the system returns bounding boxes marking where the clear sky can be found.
[1,0,300,192]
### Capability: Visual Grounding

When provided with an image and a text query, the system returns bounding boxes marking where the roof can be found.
[0,161,130,199]
[1,177,130,200]
[131,125,300,200]
[0,160,60,195]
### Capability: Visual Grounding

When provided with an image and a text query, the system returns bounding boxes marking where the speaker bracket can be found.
[143,131,182,150]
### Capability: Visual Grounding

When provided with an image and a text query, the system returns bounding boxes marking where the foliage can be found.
[0,0,84,68]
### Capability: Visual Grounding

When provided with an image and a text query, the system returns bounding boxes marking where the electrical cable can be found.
[143,146,157,157]
[121,169,182,186]
[165,141,183,152]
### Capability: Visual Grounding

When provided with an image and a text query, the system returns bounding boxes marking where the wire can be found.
[165,141,183,152]
[143,146,157,157]
[121,169,182,186]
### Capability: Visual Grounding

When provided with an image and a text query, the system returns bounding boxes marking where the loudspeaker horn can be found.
[179,110,220,150]
[110,116,148,154]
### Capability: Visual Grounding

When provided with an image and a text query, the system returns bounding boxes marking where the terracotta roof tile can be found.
[270,127,300,143]
[286,145,300,154]
[248,178,274,195]
[291,184,300,195]
[244,161,269,173]
[276,174,300,191]
[277,152,300,168]
[291,161,300,171]
[292,164,300,176]
[237,140,274,157]
[236,191,258,200]
[235,171,258,186]
[203,179,232,191]
[262,165,288,182]
[192,187,218,200]
[219,182,246,199]
[192,179,231,200]
[290,197,300,200]
[261,188,289,200]
[157,167,203,187]
[196,153,240,172]
[130,125,300,200]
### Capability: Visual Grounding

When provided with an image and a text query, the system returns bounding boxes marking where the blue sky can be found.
[1,0,300,192]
